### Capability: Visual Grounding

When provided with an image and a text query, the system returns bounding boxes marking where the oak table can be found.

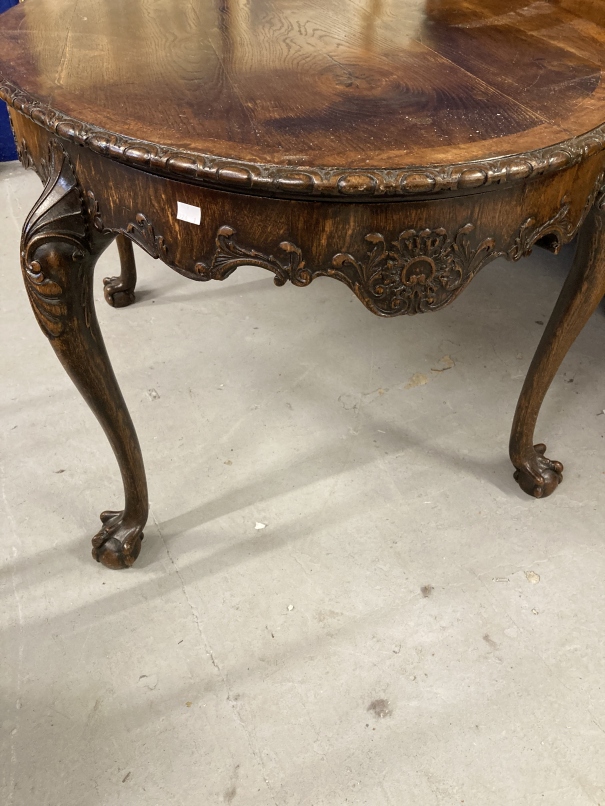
[2,0,605,569]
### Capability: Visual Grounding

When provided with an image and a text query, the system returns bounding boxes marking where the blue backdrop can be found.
[0,0,19,161]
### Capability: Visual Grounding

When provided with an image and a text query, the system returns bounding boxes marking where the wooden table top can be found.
[1,0,605,199]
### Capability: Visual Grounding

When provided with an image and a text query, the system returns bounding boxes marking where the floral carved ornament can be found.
[80,165,604,317]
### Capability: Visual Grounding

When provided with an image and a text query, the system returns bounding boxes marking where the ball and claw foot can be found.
[513,443,564,499]
[91,510,144,569]
[103,276,136,308]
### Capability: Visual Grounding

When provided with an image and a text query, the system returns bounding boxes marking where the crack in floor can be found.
[151,508,280,804]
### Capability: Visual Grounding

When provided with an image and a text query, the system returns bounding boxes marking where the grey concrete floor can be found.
[2,159,605,806]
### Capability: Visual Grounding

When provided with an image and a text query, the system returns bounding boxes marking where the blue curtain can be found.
[0,0,19,161]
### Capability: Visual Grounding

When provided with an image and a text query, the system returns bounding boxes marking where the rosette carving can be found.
[79,179,602,318]
[332,225,498,315]
[188,194,581,317]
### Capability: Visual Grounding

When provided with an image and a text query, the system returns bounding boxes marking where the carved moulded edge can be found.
[3,77,605,201]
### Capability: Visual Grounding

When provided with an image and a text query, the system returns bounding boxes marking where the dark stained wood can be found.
[67,143,605,320]
[3,0,605,567]
[1,0,605,196]
[104,235,137,308]
[17,136,147,568]
[510,192,605,498]
[417,21,602,121]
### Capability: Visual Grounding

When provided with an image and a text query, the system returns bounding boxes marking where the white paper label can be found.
[177,201,201,225]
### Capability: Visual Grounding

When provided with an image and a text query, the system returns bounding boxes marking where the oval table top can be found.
[1,0,605,200]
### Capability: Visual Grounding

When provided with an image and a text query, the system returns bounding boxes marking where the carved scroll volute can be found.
[194,225,309,286]
[20,140,105,339]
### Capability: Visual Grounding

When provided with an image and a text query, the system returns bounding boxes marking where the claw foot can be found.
[92,510,144,569]
[103,276,136,308]
[513,443,564,499]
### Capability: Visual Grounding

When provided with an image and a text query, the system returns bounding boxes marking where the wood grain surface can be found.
[1,0,605,175]
[5,1,605,566]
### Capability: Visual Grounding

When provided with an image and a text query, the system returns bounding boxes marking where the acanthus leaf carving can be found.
[20,140,90,339]
[79,175,604,319]
[16,137,34,171]
[507,196,573,261]
[506,174,605,261]
[125,213,167,260]
[332,225,498,315]
[190,222,500,317]
[194,225,309,287]
[85,190,107,233]
[84,193,170,265]
[185,192,591,317]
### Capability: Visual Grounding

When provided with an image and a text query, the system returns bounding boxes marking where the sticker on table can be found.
[177,201,201,225]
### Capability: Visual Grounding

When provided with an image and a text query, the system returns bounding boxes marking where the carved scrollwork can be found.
[20,140,90,338]
[11,122,52,183]
[590,173,605,215]
[3,78,605,201]
[16,137,34,170]
[189,193,587,317]
[125,213,167,260]
[79,176,604,318]
[194,225,309,286]
[507,196,574,260]
[85,190,106,233]
[85,191,167,259]
[507,176,605,260]
[189,222,500,317]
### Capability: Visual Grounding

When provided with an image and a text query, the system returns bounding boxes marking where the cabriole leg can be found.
[510,192,605,498]
[103,233,137,307]
[21,141,148,567]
